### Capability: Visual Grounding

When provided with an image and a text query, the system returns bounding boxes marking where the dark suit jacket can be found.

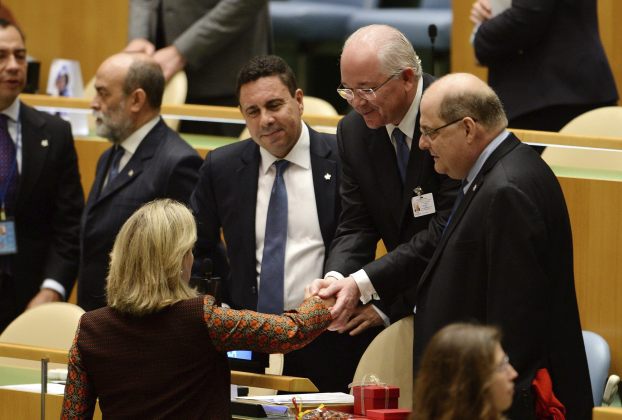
[473,0,618,120]
[78,119,202,311]
[324,73,459,319]
[190,126,375,392]
[1,103,84,328]
[388,134,591,420]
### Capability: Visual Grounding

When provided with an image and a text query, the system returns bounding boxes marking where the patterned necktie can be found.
[393,128,409,183]
[0,114,17,215]
[106,146,124,187]
[257,160,289,314]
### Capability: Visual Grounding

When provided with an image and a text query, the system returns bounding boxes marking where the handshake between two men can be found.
[305,277,384,336]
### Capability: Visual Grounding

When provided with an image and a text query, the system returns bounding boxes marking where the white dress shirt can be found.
[255,124,325,310]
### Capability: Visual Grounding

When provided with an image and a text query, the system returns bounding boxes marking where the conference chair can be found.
[351,315,413,408]
[542,106,622,173]
[83,70,188,132]
[583,330,611,406]
[238,95,339,140]
[0,302,84,351]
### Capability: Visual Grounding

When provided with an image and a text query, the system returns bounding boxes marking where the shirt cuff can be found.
[351,269,379,305]
[41,279,66,299]
[324,271,344,280]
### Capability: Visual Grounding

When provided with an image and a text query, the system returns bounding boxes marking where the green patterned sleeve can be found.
[203,295,332,354]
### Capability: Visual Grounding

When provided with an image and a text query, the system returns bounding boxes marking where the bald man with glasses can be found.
[317,25,459,334]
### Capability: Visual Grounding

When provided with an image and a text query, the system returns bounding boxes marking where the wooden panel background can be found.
[3,0,128,91]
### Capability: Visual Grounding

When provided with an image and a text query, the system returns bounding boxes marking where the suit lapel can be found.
[416,133,521,294]
[309,129,337,247]
[237,141,261,279]
[16,104,48,205]
[93,120,164,204]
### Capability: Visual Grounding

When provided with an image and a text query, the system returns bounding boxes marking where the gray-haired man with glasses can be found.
[312,24,459,334]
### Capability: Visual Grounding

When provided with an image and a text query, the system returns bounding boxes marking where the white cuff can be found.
[41,279,66,299]
[351,269,379,304]
[324,271,344,280]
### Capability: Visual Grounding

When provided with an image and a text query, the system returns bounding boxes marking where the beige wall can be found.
[4,0,128,92]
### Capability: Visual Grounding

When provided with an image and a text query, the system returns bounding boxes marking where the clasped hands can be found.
[124,38,187,81]
[304,277,383,335]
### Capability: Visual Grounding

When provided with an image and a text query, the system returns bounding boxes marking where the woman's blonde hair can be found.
[106,199,197,315]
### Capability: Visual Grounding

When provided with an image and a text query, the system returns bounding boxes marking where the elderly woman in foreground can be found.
[412,323,518,420]
[61,199,334,419]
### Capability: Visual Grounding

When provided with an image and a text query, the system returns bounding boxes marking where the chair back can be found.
[83,70,188,132]
[583,330,611,406]
[542,106,622,173]
[0,302,84,350]
[351,315,413,408]
[247,353,285,396]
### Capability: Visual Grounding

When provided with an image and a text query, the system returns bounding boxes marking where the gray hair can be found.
[439,83,508,131]
[344,24,422,77]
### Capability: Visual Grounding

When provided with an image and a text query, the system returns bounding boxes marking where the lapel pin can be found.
[128,169,134,177]
[472,183,478,191]
[41,139,49,147]
[324,173,331,180]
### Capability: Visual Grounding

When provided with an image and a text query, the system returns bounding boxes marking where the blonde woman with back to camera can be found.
[412,323,518,420]
[61,199,334,419]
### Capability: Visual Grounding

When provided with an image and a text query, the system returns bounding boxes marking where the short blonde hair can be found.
[106,199,197,315]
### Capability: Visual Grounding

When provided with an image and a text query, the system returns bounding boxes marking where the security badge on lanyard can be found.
[411,186,436,218]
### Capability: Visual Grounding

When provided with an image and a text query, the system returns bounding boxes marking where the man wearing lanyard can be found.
[0,19,84,332]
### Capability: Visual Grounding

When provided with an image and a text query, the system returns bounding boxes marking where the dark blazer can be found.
[1,103,84,329]
[191,126,374,392]
[473,0,618,121]
[78,119,202,311]
[390,134,592,420]
[324,73,459,319]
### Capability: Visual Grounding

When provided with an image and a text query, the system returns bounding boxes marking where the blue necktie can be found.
[0,114,17,216]
[443,179,468,235]
[393,128,409,183]
[257,160,289,314]
[106,146,124,187]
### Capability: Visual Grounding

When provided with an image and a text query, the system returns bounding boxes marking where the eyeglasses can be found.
[495,354,511,373]
[420,117,472,139]
[337,72,402,102]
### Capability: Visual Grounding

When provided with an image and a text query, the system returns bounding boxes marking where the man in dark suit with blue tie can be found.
[0,20,84,332]
[78,52,202,311]
[190,55,377,392]
[319,25,458,332]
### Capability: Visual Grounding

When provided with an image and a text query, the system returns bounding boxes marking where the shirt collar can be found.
[259,123,310,173]
[1,97,21,122]
[464,129,510,192]
[386,75,423,139]
[118,116,160,154]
